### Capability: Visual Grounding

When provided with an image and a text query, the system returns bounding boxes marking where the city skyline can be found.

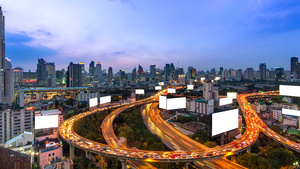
[1,0,299,72]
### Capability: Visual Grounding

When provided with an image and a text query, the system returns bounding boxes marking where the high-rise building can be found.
[4,69,14,104]
[66,62,83,87]
[275,67,285,81]
[131,67,136,82]
[14,66,23,85]
[291,57,299,79]
[37,58,47,84]
[89,61,95,76]
[0,108,34,143]
[164,64,170,81]
[0,7,5,69]
[47,62,55,77]
[108,67,113,82]
[203,82,219,101]
[259,63,266,80]
[150,64,156,81]
[244,67,254,80]
[95,62,102,81]
[219,67,223,75]
[187,67,196,80]
[137,64,143,80]
[56,69,65,85]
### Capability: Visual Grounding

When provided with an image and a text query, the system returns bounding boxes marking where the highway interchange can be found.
[59,89,300,168]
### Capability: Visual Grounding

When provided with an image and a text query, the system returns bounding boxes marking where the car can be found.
[143,154,150,158]
[186,155,193,159]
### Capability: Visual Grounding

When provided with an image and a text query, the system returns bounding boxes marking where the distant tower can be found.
[108,67,113,82]
[95,62,103,81]
[291,57,299,79]
[259,63,266,80]
[0,7,5,69]
[89,61,95,76]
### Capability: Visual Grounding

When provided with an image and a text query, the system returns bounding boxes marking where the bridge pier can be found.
[120,159,127,169]
[70,144,74,160]
[85,151,92,159]
[246,146,251,153]
[230,154,236,162]
[185,162,190,169]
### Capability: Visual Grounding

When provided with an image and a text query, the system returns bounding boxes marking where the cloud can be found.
[247,0,300,32]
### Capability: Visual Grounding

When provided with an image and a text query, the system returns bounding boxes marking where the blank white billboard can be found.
[219,98,233,106]
[187,85,194,90]
[168,88,176,93]
[212,109,238,136]
[135,89,145,95]
[159,95,167,109]
[155,86,162,90]
[35,115,58,129]
[280,85,300,97]
[167,97,186,110]
[100,96,111,104]
[200,77,205,81]
[227,92,237,99]
[282,108,300,116]
[89,97,98,107]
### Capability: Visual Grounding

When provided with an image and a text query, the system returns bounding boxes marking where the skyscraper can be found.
[95,62,102,81]
[275,67,285,81]
[259,63,266,80]
[37,58,47,84]
[291,57,299,79]
[108,67,113,82]
[47,62,55,77]
[89,61,95,76]
[150,64,156,81]
[0,7,5,69]
[164,64,170,81]
[132,67,136,82]
[66,62,83,87]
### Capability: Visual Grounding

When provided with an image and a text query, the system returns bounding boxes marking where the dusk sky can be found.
[1,0,300,72]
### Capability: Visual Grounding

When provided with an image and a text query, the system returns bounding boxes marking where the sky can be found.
[1,0,300,72]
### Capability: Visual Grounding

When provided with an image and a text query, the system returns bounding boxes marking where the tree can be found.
[266,148,296,169]
[236,153,272,169]
[65,98,76,106]
[204,141,217,148]
[270,125,283,135]
[118,124,134,142]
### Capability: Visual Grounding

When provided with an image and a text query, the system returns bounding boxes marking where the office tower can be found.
[245,67,254,80]
[267,69,275,80]
[0,108,33,143]
[37,58,47,84]
[219,67,223,75]
[79,62,85,76]
[259,63,266,80]
[210,68,216,75]
[137,64,143,80]
[108,67,113,82]
[132,67,136,82]
[236,69,243,80]
[47,62,55,77]
[150,64,156,81]
[164,64,170,81]
[4,69,14,104]
[203,82,218,101]
[0,7,5,69]
[4,57,11,69]
[14,66,23,85]
[187,67,196,79]
[95,62,103,81]
[66,62,83,87]
[291,57,299,79]
[89,61,95,76]
[275,67,284,81]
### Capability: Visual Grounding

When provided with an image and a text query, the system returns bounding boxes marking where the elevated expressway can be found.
[60,89,299,169]
[142,102,248,169]
[238,91,300,153]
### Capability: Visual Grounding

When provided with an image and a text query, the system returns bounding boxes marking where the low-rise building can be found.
[37,139,63,169]
[187,99,214,115]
